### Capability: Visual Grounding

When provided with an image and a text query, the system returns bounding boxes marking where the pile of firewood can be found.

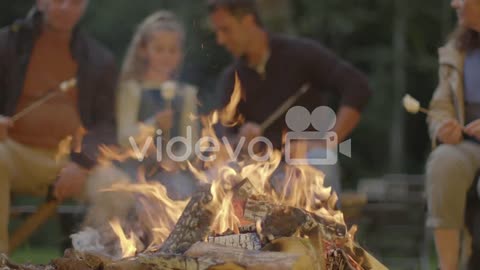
[1,179,387,270]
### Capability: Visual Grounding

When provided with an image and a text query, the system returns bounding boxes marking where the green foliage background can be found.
[0,0,456,187]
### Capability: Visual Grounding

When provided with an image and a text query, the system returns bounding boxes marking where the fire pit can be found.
[0,179,386,270]
[0,77,387,270]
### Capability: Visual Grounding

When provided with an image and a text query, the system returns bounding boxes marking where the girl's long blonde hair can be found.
[120,11,185,82]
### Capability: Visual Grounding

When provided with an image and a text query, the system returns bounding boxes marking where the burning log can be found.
[1,254,30,270]
[185,242,306,270]
[259,205,387,269]
[244,197,347,241]
[243,196,271,222]
[52,249,112,270]
[53,257,99,270]
[157,186,217,254]
[207,233,261,250]
[263,205,346,240]
[231,179,263,226]
[262,237,323,270]
[325,249,358,270]
[103,252,224,270]
[53,249,227,270]
[232,178,258,200]
[259,206,330,269]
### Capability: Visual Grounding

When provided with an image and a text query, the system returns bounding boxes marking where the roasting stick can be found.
[259,83,310,132]
[160,81,177,141]
[402,94,435,117]
[403,94,475,140]
[403,94,458,122]
[10,78,77,122]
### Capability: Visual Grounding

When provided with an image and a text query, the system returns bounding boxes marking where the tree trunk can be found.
[389,0,408,172]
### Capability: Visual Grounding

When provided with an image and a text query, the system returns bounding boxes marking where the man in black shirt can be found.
[209,0,370,147]
[208,0,371,194]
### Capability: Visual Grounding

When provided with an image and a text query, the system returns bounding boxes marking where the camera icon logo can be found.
[284,106,351,165]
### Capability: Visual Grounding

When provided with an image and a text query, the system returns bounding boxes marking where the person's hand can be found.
[0,116,12,141]
[464,119,480,141]
[239,122,262,142]
[156,109,174,132]
[158,157,180,173]
[54,162,90,200]
[437,119,463,145]
[288,140,309,160]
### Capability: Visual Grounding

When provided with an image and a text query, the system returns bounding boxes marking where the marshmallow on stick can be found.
[161,81,177,109]
[402,94,430,115]
[11,77,77,122]
[160,81,177,140]
[60,78,77,92]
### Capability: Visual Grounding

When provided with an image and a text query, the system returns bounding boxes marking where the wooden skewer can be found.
[418,107,444,121]
[10,78,77,122]
[160,83,176,141]
[163,100,173,141]
[408,100,471,138]
[419,107,468,133]
[260,83,310,132]
[11,91,60,122]
[419,107,429,114]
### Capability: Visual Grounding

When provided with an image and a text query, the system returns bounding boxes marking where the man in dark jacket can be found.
[0,0,118,253]
[208,0,371,195]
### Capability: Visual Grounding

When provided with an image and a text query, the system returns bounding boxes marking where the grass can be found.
[8,198,68,265]
[10,246,61,265]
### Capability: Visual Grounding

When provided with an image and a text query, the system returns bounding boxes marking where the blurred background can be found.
[1,0,457,269]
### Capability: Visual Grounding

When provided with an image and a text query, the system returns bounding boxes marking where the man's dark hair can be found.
[207,0,263,26]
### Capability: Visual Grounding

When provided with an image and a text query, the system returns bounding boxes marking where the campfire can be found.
[1,76,387,270]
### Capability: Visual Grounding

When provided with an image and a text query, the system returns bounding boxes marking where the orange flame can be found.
[109,218,137,258]
[97,74,346,256]
[219,72,244,127]
[104,182,188,251]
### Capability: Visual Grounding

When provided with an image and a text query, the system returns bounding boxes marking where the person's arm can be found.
[333,106,361,143]
[0,28,8,115]
[303,39,371,140]
[427,64,459,147]
[72,54,119,169]
[116,80,142,147]
[0,28,12,141]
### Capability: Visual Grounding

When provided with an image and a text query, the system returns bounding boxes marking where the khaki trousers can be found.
[426,141,480,229]
[426,141,480,268]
